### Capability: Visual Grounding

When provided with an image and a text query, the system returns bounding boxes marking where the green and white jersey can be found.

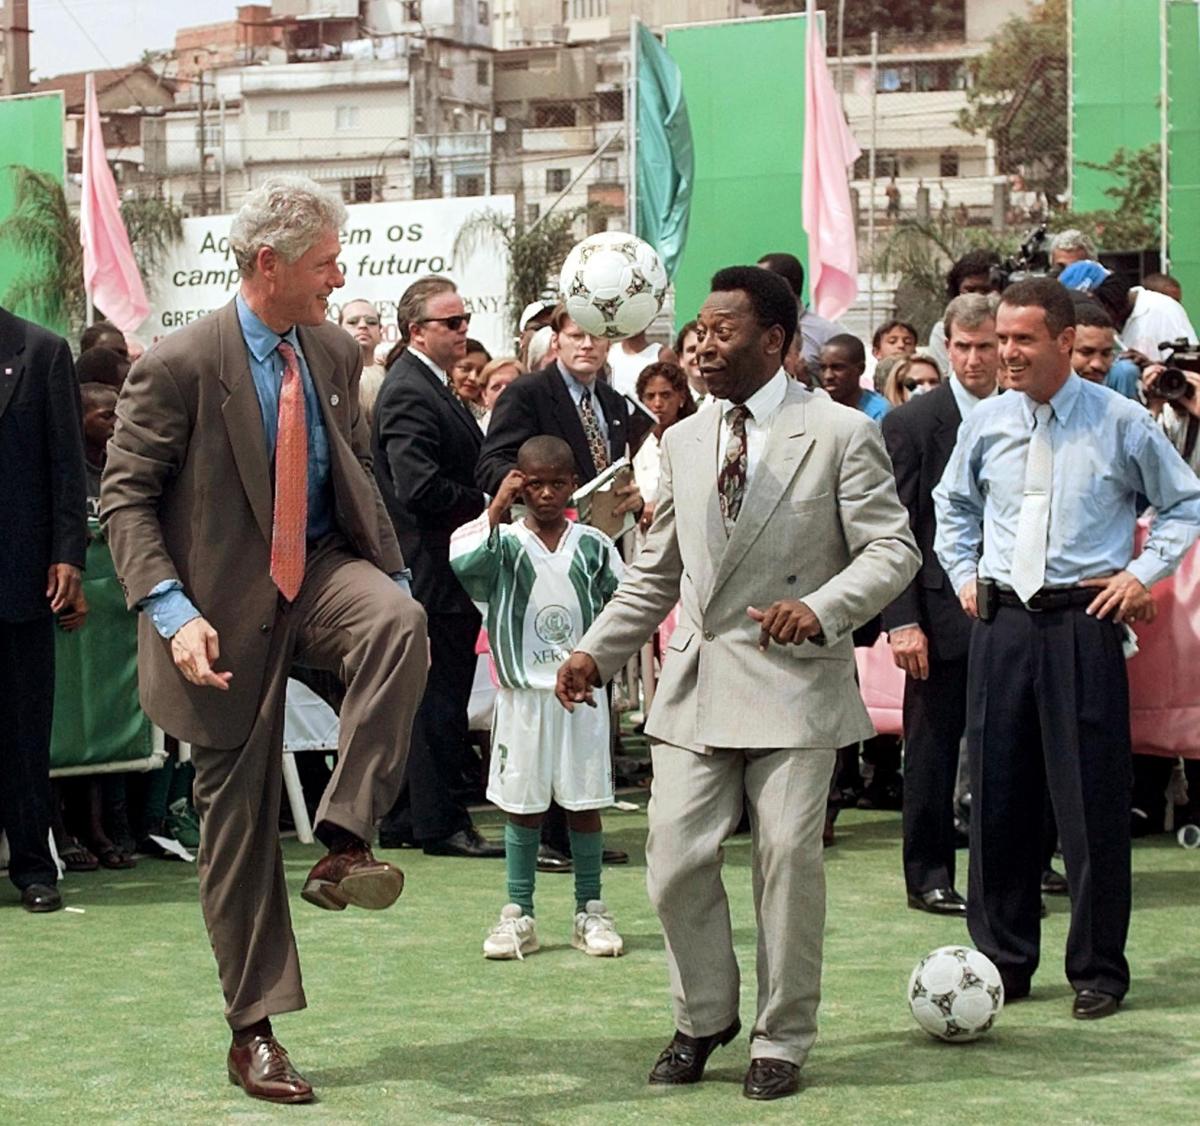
[450,514,624,690]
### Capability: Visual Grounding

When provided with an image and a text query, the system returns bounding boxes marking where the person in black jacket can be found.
[881,293,999,915]
[476,306,642,869]
[0,306,89,912]
[372,276,502,858]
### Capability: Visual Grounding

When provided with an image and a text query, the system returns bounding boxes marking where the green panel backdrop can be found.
[1070,0,1160,212]
[1166,0,1200,317]
[0,92,67,334]
[665,15,809,330]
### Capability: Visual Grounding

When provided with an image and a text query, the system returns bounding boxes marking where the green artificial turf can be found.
[1,804,1197,1125]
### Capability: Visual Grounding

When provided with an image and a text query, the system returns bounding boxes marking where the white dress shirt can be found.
[716,368,789,486]
[948,371,998,419]
[409,346,448,385]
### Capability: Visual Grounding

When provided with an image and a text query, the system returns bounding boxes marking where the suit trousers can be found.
[0,615,58,891]
[380,609,480,844]
[901,655,968,895]
[190,539,428,1030]
[646,742,835,1067]
[966,604,1131,998]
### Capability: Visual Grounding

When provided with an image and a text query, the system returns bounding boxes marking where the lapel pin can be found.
[330,393,340,406]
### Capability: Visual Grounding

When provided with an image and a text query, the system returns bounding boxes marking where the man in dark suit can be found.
[477,306,642,868]
[103,177,428,1103]
[373,275,502,858]
[0,306,89,913]
[881,293,998,915]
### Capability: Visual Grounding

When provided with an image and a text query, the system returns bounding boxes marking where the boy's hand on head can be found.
[488,469,527,524]
[556,652,600,712]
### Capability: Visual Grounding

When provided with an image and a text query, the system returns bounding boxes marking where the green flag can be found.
[636,23,693,279]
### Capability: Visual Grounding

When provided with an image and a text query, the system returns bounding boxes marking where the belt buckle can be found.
[1025,592,1045,613]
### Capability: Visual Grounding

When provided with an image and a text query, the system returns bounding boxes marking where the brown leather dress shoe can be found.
[743,1057,801,1100]
[227,1035,314,1104]
[301,844,404,911]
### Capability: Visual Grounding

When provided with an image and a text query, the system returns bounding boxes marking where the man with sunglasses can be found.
[339,298,386,421]
[373,275,504,859]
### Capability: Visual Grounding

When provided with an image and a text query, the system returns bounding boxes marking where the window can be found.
[335,105,360,131]
[404,1,420,20]
[597,156,618,182]
[545,168,570,193]
[533,102,576,128]
[194,122,222,149]
[455,173,485,197]
[267,109,290,133]
[341,177,376,203]
[525,202,540,224]
[477,59,489,86]
[854,150,899,180]
[596,90,623,121]
[939,151,960,178]
[477,1,489,24]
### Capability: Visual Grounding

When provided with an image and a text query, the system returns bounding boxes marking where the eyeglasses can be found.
[344,315,380,326]
[419,314,471,331]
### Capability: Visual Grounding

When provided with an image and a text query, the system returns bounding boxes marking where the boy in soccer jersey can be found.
[450,435,626,960]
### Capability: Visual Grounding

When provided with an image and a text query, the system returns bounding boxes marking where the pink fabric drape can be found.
[81,73,150,333]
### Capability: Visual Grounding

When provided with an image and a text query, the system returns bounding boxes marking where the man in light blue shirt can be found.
[818,335,890,423]
[934,278,1200,1022]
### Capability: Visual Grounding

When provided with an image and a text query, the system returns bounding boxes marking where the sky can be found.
[30,0,240,79]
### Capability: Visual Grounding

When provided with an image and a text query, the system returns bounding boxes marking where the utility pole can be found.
[1,0,31,95]
[195,59,208,216]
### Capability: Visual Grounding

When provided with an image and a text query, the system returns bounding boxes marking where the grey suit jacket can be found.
[578,379,920,751]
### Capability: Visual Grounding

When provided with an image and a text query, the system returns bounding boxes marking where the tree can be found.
[957,0,1068,206]
[1053,144,1161,251]
[120,196,185,290]
[756,1,964,42]
[0,166,85,335]
[453,205,609,335]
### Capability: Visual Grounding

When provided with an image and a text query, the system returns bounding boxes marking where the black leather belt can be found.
[997,586,1094,612]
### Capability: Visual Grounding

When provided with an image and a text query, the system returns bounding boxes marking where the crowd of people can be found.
[2,176,1199,1106]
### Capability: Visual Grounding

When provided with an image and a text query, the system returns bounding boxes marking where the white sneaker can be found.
[571,899,624,957]
[483,904,539,960]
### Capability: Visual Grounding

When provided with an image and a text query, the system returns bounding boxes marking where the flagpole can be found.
[628,15,638,236]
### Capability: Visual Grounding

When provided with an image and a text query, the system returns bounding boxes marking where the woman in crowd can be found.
[883,352,943,408]
[478,356,525,432]
[451,338,492,421]
[633,361,696,533]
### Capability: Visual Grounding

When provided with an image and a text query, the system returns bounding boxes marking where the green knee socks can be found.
[569,829,603,913]
[504,821,540,917]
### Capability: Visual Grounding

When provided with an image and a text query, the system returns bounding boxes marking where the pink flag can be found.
[81,72,149,333]
[802,8,861,322]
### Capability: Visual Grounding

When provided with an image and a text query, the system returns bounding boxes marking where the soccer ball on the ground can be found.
[907,945,1004,1042]
[558,231,669,340]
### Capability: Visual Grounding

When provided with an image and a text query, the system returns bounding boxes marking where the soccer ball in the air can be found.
[907,945,1004,1042]
[558,231,669,340]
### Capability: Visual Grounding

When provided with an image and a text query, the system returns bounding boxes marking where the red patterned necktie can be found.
[717,404,750,534]
[270,340,307,601]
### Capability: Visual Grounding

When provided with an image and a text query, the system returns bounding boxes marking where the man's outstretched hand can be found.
[556,651,601,712]
[171,616,233,690]
[747,601,823,649]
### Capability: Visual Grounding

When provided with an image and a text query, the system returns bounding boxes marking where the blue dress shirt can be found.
[857,387,891,423]
[558,360,609,444]
[933,373,1200,597]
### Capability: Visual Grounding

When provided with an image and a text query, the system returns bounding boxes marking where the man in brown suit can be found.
[102,177,428,1105]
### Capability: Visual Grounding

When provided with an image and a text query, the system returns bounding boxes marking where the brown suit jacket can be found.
[101,298,404,749]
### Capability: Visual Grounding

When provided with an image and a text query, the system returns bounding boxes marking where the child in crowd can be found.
[450,436,625,960]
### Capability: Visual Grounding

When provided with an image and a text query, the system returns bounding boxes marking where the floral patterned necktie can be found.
[579,387,609,472]
[270,341,307,601]
[718,404,751,535]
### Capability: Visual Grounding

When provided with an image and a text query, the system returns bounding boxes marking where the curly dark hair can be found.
[635,360,696,423]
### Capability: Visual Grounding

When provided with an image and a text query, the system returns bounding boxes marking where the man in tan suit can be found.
[102,177,428,1104]
[558,266,919,1101]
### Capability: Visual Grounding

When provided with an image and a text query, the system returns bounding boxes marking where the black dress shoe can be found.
[536,844,573,873]
[602,847,628,865]
[422,827,504,858]
[907,888,967,915]
[20,884,63,913]
[649,1019,741,1085]
[743,1057,801,1101]
[1072,989,1120,1020]
[1041,867,1069,895]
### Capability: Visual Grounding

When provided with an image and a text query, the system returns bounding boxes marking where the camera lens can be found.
[1157,367,1191,401]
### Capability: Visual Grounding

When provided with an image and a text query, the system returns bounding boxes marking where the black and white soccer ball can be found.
[558,231,668,340]
[908,945,1004,1042]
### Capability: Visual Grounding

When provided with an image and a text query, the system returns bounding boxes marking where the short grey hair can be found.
[1050,228,1097,260]
[943,292,999,339]
[230,175,347,278]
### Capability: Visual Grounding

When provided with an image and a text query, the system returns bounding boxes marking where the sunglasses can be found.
[345,315,380,326]
[419,314,471,331]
